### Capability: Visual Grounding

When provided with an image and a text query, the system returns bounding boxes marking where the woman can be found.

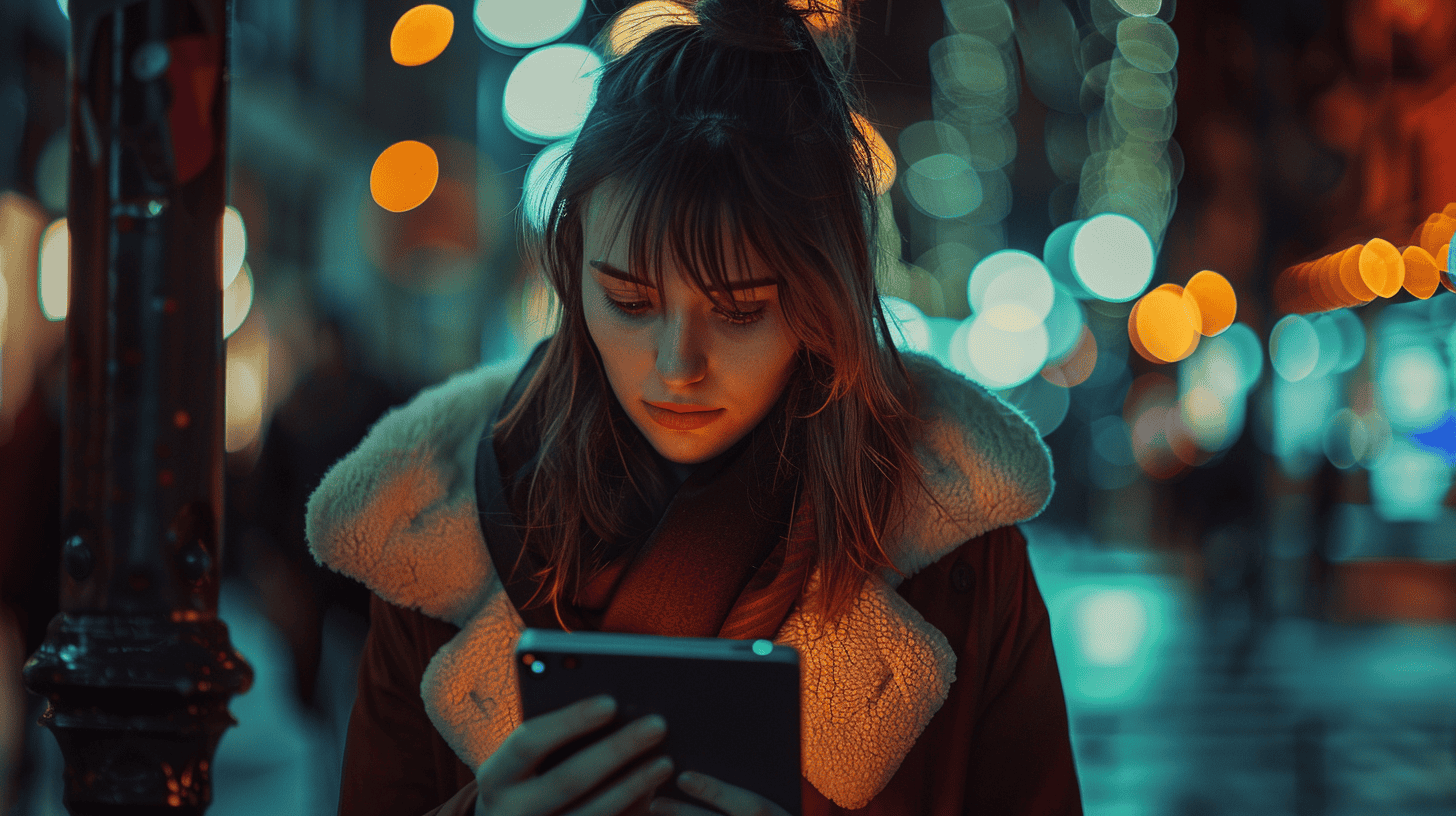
[306,0,1081,813]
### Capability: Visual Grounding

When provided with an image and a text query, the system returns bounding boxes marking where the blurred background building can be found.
[1,0,1454,813]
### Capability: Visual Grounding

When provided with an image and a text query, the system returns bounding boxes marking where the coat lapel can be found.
[307,352,1052,809]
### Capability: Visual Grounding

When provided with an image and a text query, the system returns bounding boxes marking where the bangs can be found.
[598,153,834,311]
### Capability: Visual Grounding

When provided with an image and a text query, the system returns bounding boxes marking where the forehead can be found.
[581,179,773,278]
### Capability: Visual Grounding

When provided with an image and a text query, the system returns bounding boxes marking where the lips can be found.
[643,400,725,431]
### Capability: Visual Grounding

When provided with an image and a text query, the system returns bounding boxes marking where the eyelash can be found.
[602,293,766,326]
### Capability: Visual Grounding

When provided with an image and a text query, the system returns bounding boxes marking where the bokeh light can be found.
[1401,245,1440,299]
[881,295,931,353]
[502,44,602,144]
[1043,219,1088,297]
[930,34,1016,121]
[1358,238,1405,299]
[1043,283,1087,360]
[1115,17,1177,74]
[1379,345,1448,431]
[222,263,254,340]
[1370,440,1451,522]
[606,1,697,55]
[1113,0,1162,15]
[521,139,573,232]
[1309,312,1349,379]
[225,355,263,453]
[38,217,68,321]
[1326,308,1366,373]
[1323,409,1370,470]
[1046,327,1099,389]
[955,315,1049,389]
[1182,270,1235,336]
[370,140,440,213]
[390,5,454,67]
[1129,283,1200,363]
[1070,213,1156,302]
[1220,322,1265,392]
[852,113,897,196]
[789,0,844,32]
[943,0,1015,45]
[221,205,247,289]
[967,250,1053,332]
[1071,585,1147,670]
[1270,314,1319,382]
[999,374,1071,437]
[474,0,585,50]
[904,154,982,219]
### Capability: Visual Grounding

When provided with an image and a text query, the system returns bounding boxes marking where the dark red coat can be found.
[337,524,1081,815]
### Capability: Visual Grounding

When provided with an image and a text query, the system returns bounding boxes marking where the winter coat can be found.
[306,351,1083,815]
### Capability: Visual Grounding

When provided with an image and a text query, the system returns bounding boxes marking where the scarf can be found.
[476,341,814,641]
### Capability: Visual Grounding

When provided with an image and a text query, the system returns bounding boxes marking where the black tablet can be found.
[514,629,801,815]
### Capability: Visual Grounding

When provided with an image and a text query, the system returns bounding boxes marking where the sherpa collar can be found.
[306,351,1052,809]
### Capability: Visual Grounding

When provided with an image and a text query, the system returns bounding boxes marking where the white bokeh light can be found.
[1070,213,1155,302]
[221,205,246,289]
[503,44,602,144]
[474,0,585,49]
[522,139,574,232]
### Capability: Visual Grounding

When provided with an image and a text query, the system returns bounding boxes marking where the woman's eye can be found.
[716,306,765,325]
[604,294,652,316]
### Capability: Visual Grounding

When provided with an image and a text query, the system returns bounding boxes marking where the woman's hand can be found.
[649,772,792,816]
[474,695,675,815]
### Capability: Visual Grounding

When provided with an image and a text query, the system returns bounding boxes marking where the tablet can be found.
[515,629,801,815]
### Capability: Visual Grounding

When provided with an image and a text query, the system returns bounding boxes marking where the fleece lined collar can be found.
[306,352,1052,808]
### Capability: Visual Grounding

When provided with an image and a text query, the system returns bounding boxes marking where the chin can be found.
[647,434,724,466]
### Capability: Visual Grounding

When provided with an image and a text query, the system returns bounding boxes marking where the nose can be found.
[654,310,708,388]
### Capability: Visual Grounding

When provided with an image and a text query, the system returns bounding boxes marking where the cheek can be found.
[583,306,644,384]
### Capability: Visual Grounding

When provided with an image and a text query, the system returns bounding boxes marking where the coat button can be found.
[951,561,974,594]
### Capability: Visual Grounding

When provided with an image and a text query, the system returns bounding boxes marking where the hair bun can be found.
[694,0,807,53]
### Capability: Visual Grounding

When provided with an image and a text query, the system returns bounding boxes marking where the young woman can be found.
[306,0,1081,813]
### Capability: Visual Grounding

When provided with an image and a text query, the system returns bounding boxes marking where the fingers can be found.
[654,773,793,816]
[565,755,675,816]
[646,798,716,816]
[479,695,618,784]
[533,712,670,804]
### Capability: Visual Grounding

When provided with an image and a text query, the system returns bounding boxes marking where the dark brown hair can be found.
[500,0,929,626]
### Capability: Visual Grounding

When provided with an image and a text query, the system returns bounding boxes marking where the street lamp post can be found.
[23,0,253,812]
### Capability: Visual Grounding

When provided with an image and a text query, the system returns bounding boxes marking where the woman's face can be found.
[580,190,801,465]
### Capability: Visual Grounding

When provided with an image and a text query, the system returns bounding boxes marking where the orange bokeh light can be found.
[370,140,440,213]
[1415,213,1456,256]
[1183,270,1236,336]
[1358,238,1405,297]
[1337,242,1377,303]
[607,1,698,56]
[1400,245,1440,299]
[1129,283,1201,364]
[390,4,454,67]
[852,112,897,197]
[790,0,843,31]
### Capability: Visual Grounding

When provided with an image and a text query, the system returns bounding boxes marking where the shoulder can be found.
[304,353,530,625]
[885,354,1053,582]
[890,525,1043,665]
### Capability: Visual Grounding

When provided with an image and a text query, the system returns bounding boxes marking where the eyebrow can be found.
[589,261,777,294]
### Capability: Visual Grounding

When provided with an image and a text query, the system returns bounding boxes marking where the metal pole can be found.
[23,0,252,812]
